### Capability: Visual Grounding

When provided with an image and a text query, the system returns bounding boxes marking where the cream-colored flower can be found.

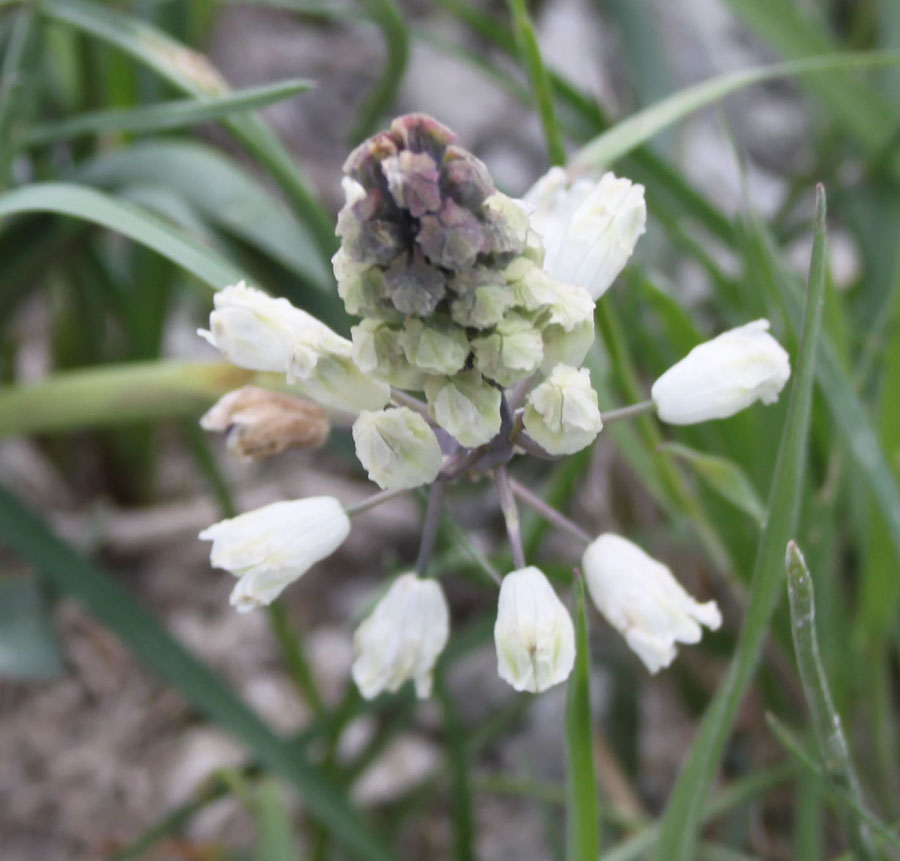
[494,566,575,693]
[199,497,350,612]
[352,407,443,490]
[651,319,790,425]
[523,364,603,455]
[524,167,646,299]
[582,533,721,673]
[352,573,450,699]
[424,370,502,448]
[198,281,350,382]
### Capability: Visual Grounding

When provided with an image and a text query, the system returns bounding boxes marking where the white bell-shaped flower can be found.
[523,364,603,455]
[582,533,721,673]
[198,281,350,382]
[352,573,450,699]
[651,319,790,425]
[494,566,576,693]
[352,407,443,490]
[200,497,350,612]
[524,167,646,300]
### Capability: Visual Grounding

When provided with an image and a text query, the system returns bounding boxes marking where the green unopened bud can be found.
[333,249,400,321]
[540,319,595,372]
[351,319,426,390]
[480,192,529,256]
[399,318,470,376]
[425,369,502,448]
[449,269,512,329]
[472,311,543,387]
[352,407,443,490]
[523,364,603,455]
[295,354,391,414]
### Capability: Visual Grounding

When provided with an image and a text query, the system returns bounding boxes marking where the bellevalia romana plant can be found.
[198,113,791,697]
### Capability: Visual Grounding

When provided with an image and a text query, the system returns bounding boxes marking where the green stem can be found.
[505,0,566,165]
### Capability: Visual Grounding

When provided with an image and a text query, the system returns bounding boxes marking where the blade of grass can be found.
[0,483,395,860]
[504,0,566,165]
[766,714,900,852]
[0,3,36,182]
[351,0,408,142]
[254,779,303,861]
[40,0,337,261]
[0,360,255,436]
[785,540,875,858]
[0,182,243,288]
[26,78,314,144]
[652,187,827,861]
[565,576,600,860]
[570,53,900,172]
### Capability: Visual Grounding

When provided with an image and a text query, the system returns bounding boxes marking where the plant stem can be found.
[601,400,655,424]
[344,486,410,517]
[509,477,592,544]
[416,479,446,576]
[495,466,526,569]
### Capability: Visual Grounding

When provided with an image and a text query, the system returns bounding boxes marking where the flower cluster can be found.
[197,113,792,700]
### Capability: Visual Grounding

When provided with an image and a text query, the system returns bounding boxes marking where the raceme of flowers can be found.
[197,113,791,699]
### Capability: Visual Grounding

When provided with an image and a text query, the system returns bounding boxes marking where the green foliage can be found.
[2,0,900,857]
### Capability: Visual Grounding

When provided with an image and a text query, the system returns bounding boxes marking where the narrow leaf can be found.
[652,187,827,861]
[0,182,242,288]
[571,54,900,171]
[565,576,600,861]
[785,541,875,858]
[0,574,62,679]
[26,78,314,144]
[0,483,394,861]
[658,442,766,525]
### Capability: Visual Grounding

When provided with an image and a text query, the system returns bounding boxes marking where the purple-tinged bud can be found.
[417,198,484,270]
[382,150,442,217]
[343,130,398,189]
[390,113,456,159]
[384,251,447,317]
[441,145,495,209]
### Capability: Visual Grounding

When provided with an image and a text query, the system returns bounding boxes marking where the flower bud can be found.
[651,319,791,425]
[198,281,350,382]
[524,167,646,299]
[352,573,450,699]
[472,311,544,387]
[425,369,502,448]
[494,566,576,693]
[398,318,470,376]
[352,407,443,490]
[201,386,329,460]
[582,533,721,673]
[351,319,426,390]
[523,365,603,455]
[200,497,350,612]
[293,354,391,414]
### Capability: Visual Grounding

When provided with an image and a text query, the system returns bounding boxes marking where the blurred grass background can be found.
[1,0,899,858]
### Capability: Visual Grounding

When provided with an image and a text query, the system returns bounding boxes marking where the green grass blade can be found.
[0,360,255,436]
[785,541,875,858]
[570,53,900,172]
[652,187,827,861]
[0,573,62,679]
[254,779,303,861]
[565,577,599,861]
[505,0,566,165]
[658,442,766,526]
[39,0,337,261]
[0,182,243,288]
[77,140,333,296]
[351,0,408,142]
[766,714,900,853]
[0,483,395,861]
[26,78,314,144]
[0,4,36,181]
